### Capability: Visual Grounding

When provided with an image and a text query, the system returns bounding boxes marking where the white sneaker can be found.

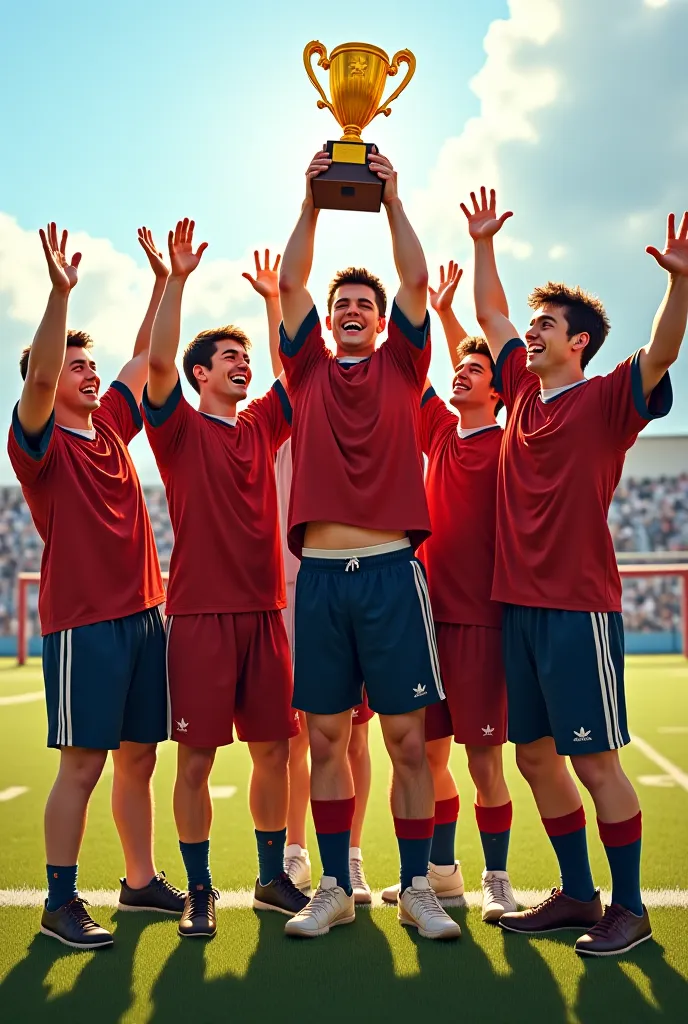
[349,848,372,905]
[398,877,461,940]
[284,876,355,938]
[381,861,465,905]
[284,844,311,892]
[481,869,517,922]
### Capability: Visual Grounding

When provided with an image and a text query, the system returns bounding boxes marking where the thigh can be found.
[167,614,239,748]
[502,605,552,746]
[121,607,168,745]
[438,623,507,746]
[43,619,135,750]
[537,610,629,756]
[234,611,300,743]
[355,557,444,716]
[292,563,362,715]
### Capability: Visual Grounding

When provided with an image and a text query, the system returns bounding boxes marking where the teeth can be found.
[343,322,362,331]
[230,376,247,385]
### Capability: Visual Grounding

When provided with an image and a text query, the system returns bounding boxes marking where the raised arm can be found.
[147,218,208,408]
[117,227,169,402]
[243,249,282,377]
[370,150,428,327]
[461,188,517,360]
[641,211,688,397]
[429,262,467,366]
[17,223,81,436]
[279,150,330,340]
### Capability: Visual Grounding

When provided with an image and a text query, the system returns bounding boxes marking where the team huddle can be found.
[9,149,688,958]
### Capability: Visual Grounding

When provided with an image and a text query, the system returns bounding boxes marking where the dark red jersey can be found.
[8,382,165,635]
[143,378,291,615]
[418,390,502,628]
[493,340,672,612]
[279,301,431,556]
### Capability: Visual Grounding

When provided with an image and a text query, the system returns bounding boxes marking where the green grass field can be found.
[1,655,687,1023]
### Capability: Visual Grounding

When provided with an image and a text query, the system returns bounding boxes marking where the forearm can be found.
[147,276,186,403]
[133,277,167,359]
[265,296,283,377]
[641,274,688,396]
[437,309,468,366]
[473,237,517,357]
[25,289,69,387]
[386,199,428,323]
[279,201,318,338]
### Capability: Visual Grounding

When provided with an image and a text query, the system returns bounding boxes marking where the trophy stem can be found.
[340,126,364,143]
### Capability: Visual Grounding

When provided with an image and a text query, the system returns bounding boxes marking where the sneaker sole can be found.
[284,912,356,938]
[40,925,113,950]
[482,904,518,924]
[499,921,599,935]
[399,918,461,941]
[353,891,372,906]
[575,931,653,957]
[178,927,216,939]
[117,903,183,915]
[252,898,307,917]
[382,892,466,907]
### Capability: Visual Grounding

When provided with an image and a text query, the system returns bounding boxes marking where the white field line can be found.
[2,888,688,909]
[0,787,29,802]
[0,691,43,707]
[657,726,688,734]
[631,733,688,792]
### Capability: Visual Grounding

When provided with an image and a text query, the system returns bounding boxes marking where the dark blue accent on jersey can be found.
[142,377,183,426]
[630,350,673,420]
[11,403,55,461]
[390,300,430,350]
[110,380,143,430]
[539,380,588,404]
[421,386,437,407]
[279,306,320,357]
[493,338,525,393]
[273,379,292,426]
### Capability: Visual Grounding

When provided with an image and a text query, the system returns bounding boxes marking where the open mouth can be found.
[342,321,364,333]
[527,344,545,357]
[229,374,247,386]
[80,385,98,396]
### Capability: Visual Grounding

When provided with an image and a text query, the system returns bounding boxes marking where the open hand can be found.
[138,226,169,279]
[39,223,81,293]
[242,249,281,300]
[429,261,463,313]
[460,188,513,241]
[368,149,398,205]
[647,212,688,277]
[306,149,331,203]
[167,219,208,279]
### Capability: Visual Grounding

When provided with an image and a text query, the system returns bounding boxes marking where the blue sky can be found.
[1,0,686,482]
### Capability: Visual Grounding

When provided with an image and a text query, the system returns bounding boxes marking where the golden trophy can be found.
[303,41,416,212]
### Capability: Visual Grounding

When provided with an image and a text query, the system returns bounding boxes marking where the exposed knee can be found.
[571,751,621,793]
[466,746,502,792]
[58,749,107,793]
[178,748,215,790]
[347,726,368,764]
[307,715,351,768]
[251,740,289,773]
[387,730,427,776]
[516,741,563,785]
[113,742,157,782]
[425,738,450,776]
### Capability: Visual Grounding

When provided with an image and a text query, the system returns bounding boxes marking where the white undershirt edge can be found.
[457,423,501,440]
[59,425,97,440]
[337,356,369,365]
[203,413,237,426]
[302,538,411,559]
[540,379,587,402]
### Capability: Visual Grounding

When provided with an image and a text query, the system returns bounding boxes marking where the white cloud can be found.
[548,244,568,260]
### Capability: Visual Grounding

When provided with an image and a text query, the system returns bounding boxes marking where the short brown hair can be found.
[455,335,503,414]
[182,326,251,393]
[327,267,387,317]
[20,329,94,381]
[528,282,610,369]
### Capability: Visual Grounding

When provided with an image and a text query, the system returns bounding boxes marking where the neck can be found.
[452,405,498,430]
[198,393,239,418]
[538,366,586,390]
[54,404,94,431]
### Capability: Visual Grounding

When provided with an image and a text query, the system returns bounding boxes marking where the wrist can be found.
[384,195,402,212]
[49,284,70,301]
[168,273,189,286]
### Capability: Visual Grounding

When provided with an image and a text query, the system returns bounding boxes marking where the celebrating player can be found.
[244,251,374,902]
[380,263,517,921]
[278,150,459,940]
[8,224,185,950]
[465,188,685,956]
[143,220,307,940]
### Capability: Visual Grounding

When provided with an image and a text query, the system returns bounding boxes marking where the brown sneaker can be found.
[575,903,652,957]
[499,887,602,935]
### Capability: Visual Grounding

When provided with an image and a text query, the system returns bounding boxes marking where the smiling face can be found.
[525,302,589,377]
[194,340,252,402]
[450,351,499,413]
[55,347,101,416]
[325,284,386,356]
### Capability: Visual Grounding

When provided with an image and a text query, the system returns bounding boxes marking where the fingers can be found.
[273,253,281,272]
[459,202,471,220]
[254,249,261,274]
[667,213,676,242]
[470,191,480,214]
[59,229,68,256]
[242,273,257,286]
[439,264,445,286]
[194,241,208,261]
[71,252,82,268]
[497,211,514,228]
[678,212,688,240]
[39,227,53,262]
[168,229,175,258]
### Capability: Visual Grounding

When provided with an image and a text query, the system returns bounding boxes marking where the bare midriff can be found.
[303,521,407,551]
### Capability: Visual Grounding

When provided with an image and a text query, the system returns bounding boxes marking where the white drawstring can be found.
[345,557,360,572]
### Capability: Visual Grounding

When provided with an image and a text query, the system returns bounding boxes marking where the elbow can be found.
[410,270,429,294]
[476,310,492,329]
[278,270,299,295]
[148,353,171,376]
[26,370,57,393]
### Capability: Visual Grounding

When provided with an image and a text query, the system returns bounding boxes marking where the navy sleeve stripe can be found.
[279,306,320,357]
[493,337,525,393]
[11,403,55,461]
[421,386,437,408]
[110,379,143,430]
[630,350,674,421]
[390,300,430,350]
[272,379,292,426]
[142,377,183,427]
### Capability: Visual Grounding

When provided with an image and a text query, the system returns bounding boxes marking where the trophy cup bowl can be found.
[303,40,416,212]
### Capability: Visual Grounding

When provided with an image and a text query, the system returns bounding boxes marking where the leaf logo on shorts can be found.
[573,727,592,741]
[482,725,495,737]
[176,718,189,733]
[413,684,427,698]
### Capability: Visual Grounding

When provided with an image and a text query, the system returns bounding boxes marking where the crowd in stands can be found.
[1,476,687,639]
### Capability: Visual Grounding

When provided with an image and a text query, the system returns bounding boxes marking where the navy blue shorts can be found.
[503,605,629,756]
[43,607,168,750]
[293,545,445,717]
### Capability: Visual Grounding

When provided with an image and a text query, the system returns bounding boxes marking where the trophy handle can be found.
[373,49,417,118]
[303,40,336,117]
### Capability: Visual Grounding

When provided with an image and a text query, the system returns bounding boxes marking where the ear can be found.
[193,364,207,386]
[325,314,333,332]
[376,316,387,336]
[571,331,590,351]
[489,387,500,405]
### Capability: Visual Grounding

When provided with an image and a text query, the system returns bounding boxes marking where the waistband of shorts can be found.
[300,538,414,573]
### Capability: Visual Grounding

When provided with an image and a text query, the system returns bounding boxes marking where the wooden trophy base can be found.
[311,141,383,213]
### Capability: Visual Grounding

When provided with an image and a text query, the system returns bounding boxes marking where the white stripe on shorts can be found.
[600,612,622,748]
[590,613,616,749]
[57,631,66,745]
[409,561,445,700]
[64,629,73,746]
[164,616,173,740]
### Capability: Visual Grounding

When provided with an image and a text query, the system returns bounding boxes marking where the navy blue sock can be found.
[256,828,286,885]
[599,814,643,916]
[430,797,458,866]
[46,864,78,912]
[543,808,595,903]
[312,798,355,896]
[179,839,212,891]
[395,817,434,892]
[475,802,513,872]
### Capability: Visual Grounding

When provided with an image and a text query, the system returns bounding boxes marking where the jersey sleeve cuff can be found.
[421,386,437,408]
[279,306,320,357]
[630,350,674,420]
[11,404,55,461]
[272,378,292,426]
[494,338,526,393]
[142,377,183,426]
[110,380,143,431]
[390,300,430,350]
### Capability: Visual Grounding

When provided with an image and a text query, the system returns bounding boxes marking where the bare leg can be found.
[425,737,457,802]
[307,712,354,802]
[379,710,434,819]
[466,745,510,807]
[111,741,157,888]
[571,750,639,822]
[286,712,310,848]
[247,740,290,830]
[173,746,216,843]
[45,747,108,865]
[347,723,371,848]
[516,737,582,818]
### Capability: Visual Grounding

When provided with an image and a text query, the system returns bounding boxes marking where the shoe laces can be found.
[64,897,97,929]
[284,854,305,880]
[588,904,627,937]
[187,887,219,915]
[349,859,368,890]
[273,872,304,899]
[307,886,343,920]
[485,875,510,904]
[523,887,562,915]
[152,871,185,899]
[408,887,448,920]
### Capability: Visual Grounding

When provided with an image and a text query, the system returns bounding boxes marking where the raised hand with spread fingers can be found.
[243,250,283,379]
[429,263,468,367]
[462,188,516,359]
[641,211,688,397]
